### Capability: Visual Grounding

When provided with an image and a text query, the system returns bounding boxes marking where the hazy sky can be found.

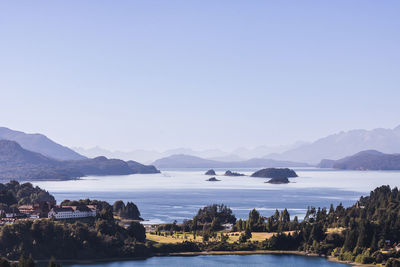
[1,1,399,151]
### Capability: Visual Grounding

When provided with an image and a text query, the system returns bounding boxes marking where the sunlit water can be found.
[32,168,400,224]
[63,254,350,267]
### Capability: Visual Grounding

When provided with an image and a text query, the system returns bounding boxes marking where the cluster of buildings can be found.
[0,201,97,225]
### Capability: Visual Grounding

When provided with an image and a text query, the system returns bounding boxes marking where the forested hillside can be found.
[0,140,159,181]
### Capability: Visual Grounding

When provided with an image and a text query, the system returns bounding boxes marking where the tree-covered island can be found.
[1,181,400,266]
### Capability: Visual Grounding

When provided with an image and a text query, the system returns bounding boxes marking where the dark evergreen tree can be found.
[127,221,146,242]
[48,257,62,267]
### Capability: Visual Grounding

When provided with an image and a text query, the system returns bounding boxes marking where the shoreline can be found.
[327,255,375,267]
[34,250,372,266]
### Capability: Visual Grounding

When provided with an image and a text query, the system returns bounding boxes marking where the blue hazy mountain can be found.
[266,125,400,164]
[0,140,159,181]
[319,150,400,170]
[0,126,86,160]
[74,143,307,164]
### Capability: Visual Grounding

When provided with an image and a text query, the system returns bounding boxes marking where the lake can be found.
[64,254,350,266]
[31,168,395,266]
[32,168,400,223]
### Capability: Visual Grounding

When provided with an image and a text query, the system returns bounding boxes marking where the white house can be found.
[222,223,233,231]
[48,205,97,219]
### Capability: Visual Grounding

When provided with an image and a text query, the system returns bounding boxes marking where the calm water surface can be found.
[64,254,350,267]
[32,168,400,223]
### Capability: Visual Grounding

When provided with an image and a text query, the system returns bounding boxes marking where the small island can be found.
[206,177,221,182]
[224,170,245,176]
[265,177,290,184]
[205,169,216,175]
[251,168,298,179]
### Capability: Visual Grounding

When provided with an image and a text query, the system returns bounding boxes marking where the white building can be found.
[222,223,233,231]
[48,205,97,219]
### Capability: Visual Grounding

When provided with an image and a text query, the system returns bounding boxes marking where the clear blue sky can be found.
[0,1,399,151]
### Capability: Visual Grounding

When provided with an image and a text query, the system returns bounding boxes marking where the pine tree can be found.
[48,257,62,267]
[273,209,280,222]
[18,255,27,267]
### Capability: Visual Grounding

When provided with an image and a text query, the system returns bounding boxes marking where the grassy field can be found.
[226,232,275,242]
[146,231,295,244]
[147,233,202,243]
[326,227,346,234]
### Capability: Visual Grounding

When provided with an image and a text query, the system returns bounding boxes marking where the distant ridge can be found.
[266,125,400,164]
[152,154,308,169]
[0,127,86,160]
[0,140,160,181]
[0,139,81,180]
[318,150,400,170]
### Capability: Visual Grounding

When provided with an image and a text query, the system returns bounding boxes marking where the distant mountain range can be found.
[266,125,400,164]
[152,154,309,169]
[11,123,400,171]
[0,140,159,181]
[318,150,400,170]
[0,139,81,180]
[75,125,400,165]
[72,146,163,164]
[0,127,86,161]
[74,142,307,163]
